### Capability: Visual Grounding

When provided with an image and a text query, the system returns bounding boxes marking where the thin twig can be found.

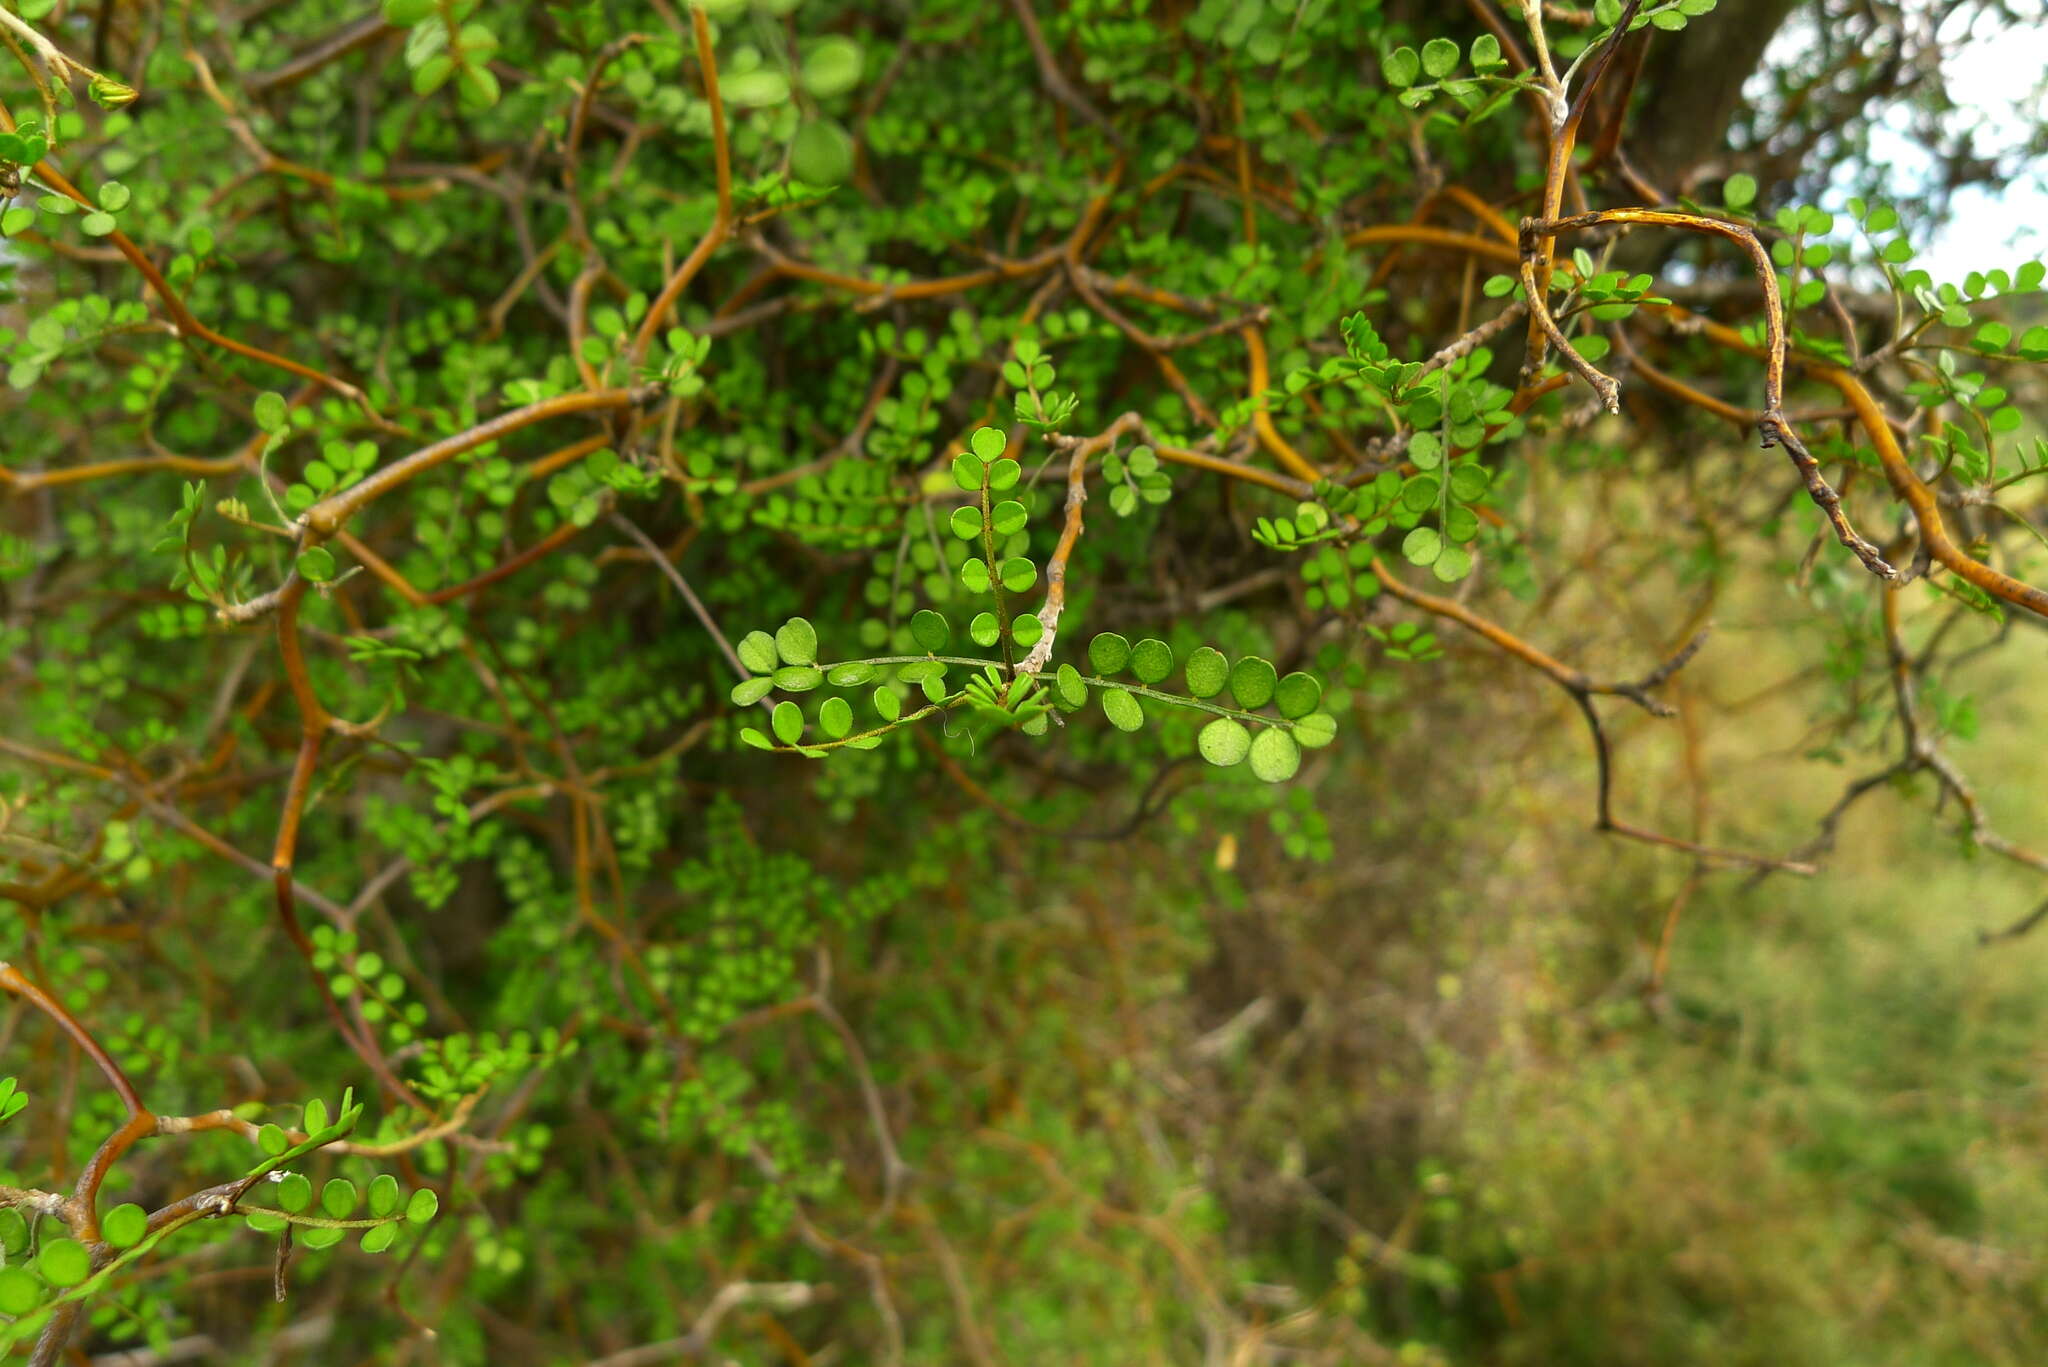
[609,512,750,684]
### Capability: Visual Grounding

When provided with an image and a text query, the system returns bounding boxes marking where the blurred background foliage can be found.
[4,0,2048,1362]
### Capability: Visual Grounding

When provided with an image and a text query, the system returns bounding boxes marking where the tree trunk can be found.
[1628,0,1805,190]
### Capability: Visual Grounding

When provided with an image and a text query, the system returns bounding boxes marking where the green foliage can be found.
[5,0,2048,1362]
[727,425,1337,771]
[0,1078,25,1127]
[0,1086,439,1350]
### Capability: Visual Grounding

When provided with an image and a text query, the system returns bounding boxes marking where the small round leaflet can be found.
[1184,646,1227,697]
[910,608,949,653]
[771,701,803,744]
[102,1203,148,1249]
[737,630,778,673]
[0,1267,40,1315]
[1249,727,1301,782]
[775,617,818,666]
[1229,656,1278,710]
[1101,689,1144,731]
[1129,638,1173,684]
[1274,672,1321,718]
[1198,718,1250,766]
[38,1238,90,1287]
[1089,633,1131,675]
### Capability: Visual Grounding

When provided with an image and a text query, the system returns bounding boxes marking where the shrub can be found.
[3,0,2045,1360]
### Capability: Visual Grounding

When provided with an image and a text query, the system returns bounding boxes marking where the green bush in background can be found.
[4,0,2048,1361]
